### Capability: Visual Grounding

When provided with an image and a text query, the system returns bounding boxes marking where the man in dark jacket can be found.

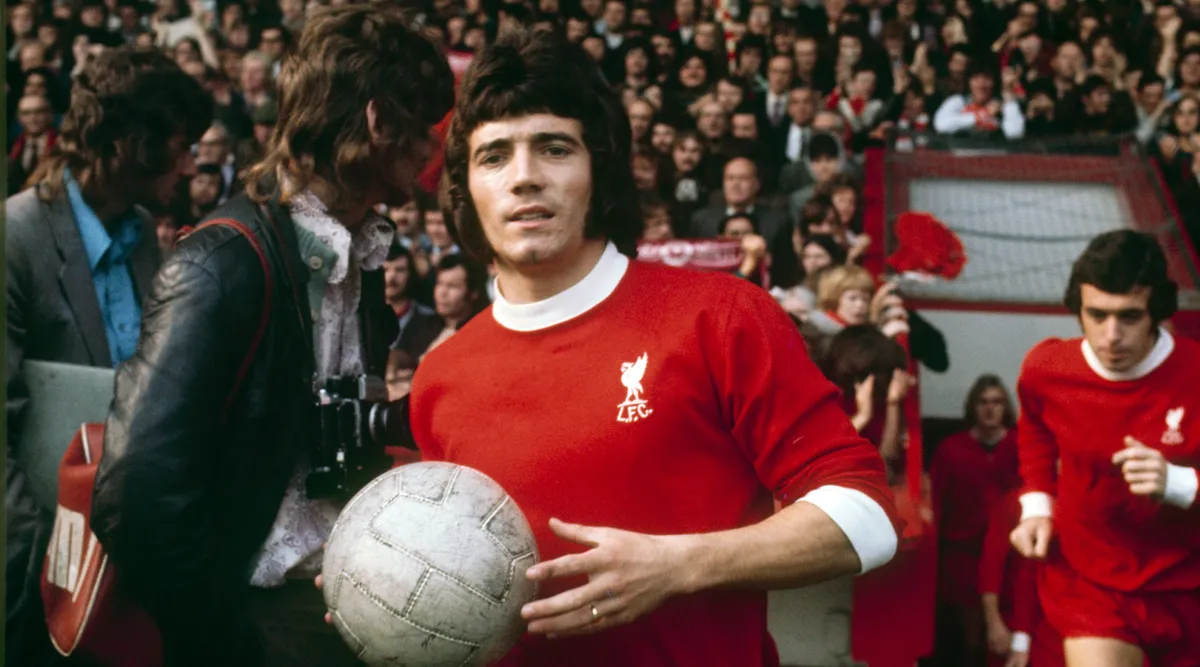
[5,47,211,667]
[89,6,456,667]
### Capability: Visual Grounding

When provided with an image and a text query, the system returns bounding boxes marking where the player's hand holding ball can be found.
[1112,436,1169,500]
[1009,516,1053,560]
[519,518,691,638]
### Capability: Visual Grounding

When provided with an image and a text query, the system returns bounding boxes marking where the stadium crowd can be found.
[6,0,1200,666]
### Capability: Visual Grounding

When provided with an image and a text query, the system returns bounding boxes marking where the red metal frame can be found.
[881,146,1200,299]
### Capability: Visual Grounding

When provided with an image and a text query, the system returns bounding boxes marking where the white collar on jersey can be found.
[491,241,628,332]
[1081,326,1175,381]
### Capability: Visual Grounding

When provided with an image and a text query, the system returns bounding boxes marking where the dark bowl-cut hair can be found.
[442,27,643,263]
[821,325,908,404]
[1064,230,1178,325]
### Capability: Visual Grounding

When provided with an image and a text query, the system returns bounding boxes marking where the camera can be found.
[306,375,413,500]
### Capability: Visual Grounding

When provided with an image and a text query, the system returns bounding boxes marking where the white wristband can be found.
[1163,464,1199,509]
[1010,631,1031,653]
[1019,491,1053,520]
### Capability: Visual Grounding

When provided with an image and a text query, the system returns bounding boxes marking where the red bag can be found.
[41,218,273,665]
[42,423,163,664]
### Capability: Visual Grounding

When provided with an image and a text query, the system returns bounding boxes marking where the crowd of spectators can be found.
[7,0,1200,664]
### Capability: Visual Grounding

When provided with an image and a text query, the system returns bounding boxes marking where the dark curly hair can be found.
[33,46,212,207]
[1064,230,1178,325]
[442,27,643,263]
[244,4,456,212]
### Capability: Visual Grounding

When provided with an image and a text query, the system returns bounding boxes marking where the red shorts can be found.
[1039,558,1200,667]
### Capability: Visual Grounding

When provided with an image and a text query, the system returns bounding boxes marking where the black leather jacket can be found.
[91,194,397,666]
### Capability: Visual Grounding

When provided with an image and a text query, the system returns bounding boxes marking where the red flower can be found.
[887,212,967,279]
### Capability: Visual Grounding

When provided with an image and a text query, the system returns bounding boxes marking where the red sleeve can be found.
[978,494,1016,596]
[1017,343,1059,497]
[930,437,953,524]
[708,281,900,531]
[1010,557,1039,634]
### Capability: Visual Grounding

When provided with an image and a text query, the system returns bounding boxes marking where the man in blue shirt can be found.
[5,46,212,667]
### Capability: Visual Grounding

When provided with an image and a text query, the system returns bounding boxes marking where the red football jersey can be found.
[932,429,1021,544]
[410,244,900,666]
[1016,330,1200,592]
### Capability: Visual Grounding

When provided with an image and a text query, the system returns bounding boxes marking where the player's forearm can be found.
[674,497,885,593]
[981,593,1004,626]
[877,402,903,465]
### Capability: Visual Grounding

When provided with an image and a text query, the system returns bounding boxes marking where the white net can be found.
[897,179,1128,304]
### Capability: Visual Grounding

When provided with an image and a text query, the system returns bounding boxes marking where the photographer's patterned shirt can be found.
[250,190,394,588]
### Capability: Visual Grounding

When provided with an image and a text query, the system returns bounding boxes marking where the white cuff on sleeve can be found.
[1019,492,1053,520]
[1163,464,1199,509]
[1010,631,1031,653]
[798,485,898,574]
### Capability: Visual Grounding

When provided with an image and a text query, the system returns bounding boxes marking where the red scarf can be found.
[963,100,999,131]
[8,128,57,162]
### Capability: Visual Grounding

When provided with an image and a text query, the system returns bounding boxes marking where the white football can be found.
[322,462,539,666]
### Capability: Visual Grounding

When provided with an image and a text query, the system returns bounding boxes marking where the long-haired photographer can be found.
[89,6,455,666]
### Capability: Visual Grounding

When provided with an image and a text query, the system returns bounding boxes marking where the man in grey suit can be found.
[5,47,212,667]
[689,157,798,285]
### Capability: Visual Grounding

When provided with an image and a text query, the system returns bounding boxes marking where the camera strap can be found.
[180,218,274,422]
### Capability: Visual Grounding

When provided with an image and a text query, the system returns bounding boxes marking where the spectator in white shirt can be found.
[933,62,1025,139]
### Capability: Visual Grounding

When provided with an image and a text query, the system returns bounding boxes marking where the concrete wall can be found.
[916,310,1081,419]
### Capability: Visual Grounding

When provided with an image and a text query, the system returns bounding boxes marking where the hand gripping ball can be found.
[322,462,539,666]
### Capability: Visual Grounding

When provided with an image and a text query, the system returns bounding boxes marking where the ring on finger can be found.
[590,603,600,622]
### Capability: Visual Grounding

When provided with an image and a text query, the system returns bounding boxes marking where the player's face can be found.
[1079,284,1157,372]
[974,387,1007,430]
[467,114,594,271]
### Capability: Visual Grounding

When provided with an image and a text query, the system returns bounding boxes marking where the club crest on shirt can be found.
[617,353,654,424]
[1162,407,1185,446]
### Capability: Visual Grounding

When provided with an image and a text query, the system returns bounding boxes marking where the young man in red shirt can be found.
[931,374,1021,666]
[1010,230,1200,667]
[406,28,901,666]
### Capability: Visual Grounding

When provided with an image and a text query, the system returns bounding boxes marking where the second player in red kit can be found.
[1012,230,1200,667]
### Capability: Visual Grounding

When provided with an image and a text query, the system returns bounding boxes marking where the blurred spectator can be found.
[627,96,655,148]
[665,129,709,232]
[8,94,57,193]
[195,121,237,200]
[820,324,914,479]
[931,374,1021,667]
[1134,72,1170,144]
[934,61,1025,139]
[383,244,443,362]
[425,253,489,358]
[719,213,769,283]
[640,193,674,241]
[239,50,276,115]
[786,131,853,222]
[770,233,848,323]
[188,163,224,221]
[756,54,797,151]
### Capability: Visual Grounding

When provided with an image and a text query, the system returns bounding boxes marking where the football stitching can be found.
[331,609,367,658]
[368,517,505,606]
[375,491,537,605]
[340,571,482,653]
[404,568,432,617]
